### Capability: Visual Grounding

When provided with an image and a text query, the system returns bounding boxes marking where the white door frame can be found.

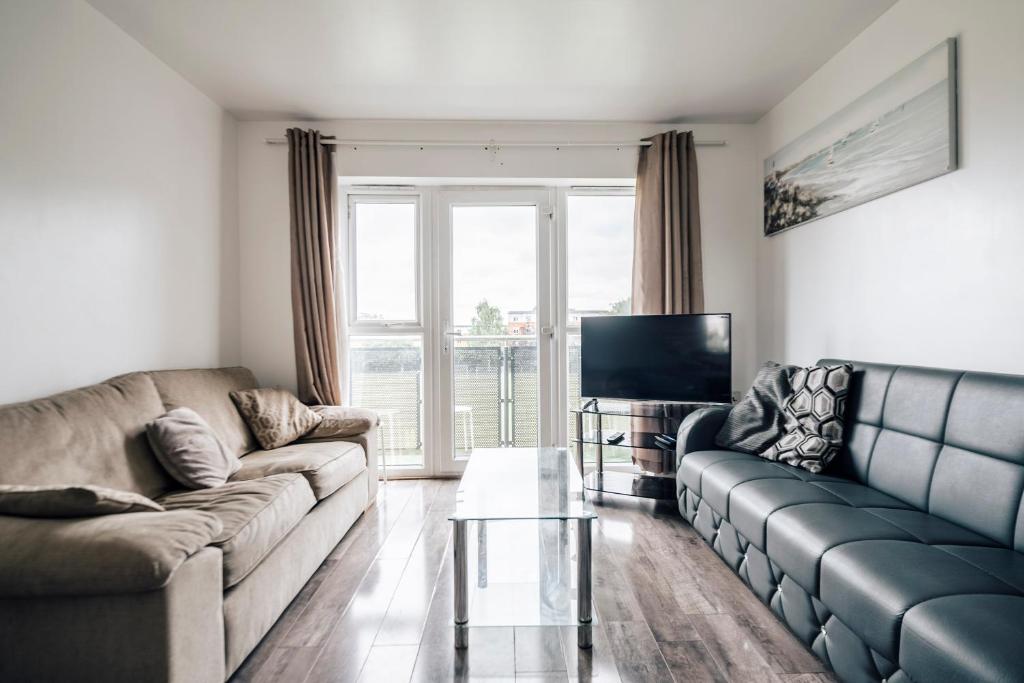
[340,182,634,478]
[434,188,556,475]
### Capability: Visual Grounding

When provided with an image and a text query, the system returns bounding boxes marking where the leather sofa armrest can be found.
[0,510,222,597]
[676,405,732,467]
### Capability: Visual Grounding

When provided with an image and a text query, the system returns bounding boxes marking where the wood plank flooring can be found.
[230,480,836,683]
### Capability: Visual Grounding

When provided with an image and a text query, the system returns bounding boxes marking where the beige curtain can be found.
[632,130,704,316]
[630,130,704,473]
[287,128,344,406]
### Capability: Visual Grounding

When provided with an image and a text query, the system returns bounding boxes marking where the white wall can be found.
[237,119,759,395]
[0,0,240,404]
[755,0,1024,373]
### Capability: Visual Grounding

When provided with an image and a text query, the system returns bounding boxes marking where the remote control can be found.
[653,434,677,449]
[605,431,625,444]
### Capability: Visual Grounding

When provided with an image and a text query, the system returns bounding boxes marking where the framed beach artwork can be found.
[764,37,958,236]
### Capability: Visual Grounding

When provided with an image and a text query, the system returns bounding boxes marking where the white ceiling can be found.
[87,0,896,123]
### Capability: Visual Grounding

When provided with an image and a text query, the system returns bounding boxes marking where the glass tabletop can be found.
[450,447,597,521]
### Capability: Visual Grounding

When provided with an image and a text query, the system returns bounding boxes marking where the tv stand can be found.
[570,398,728,501]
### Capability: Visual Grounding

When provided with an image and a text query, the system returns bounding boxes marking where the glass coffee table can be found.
[449,447,597,649]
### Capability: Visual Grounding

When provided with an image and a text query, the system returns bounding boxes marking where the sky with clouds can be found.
[354,195,634,327]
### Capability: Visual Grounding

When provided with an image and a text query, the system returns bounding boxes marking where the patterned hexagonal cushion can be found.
[762,364,853,473]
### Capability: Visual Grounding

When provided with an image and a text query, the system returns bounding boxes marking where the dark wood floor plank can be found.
[355,644,419,683]
[303,555,411,681]
[602,620,674,683]
[689,613,782,683]
[660,639,728,683]
[373,484,458,646]
[283,481,438,649]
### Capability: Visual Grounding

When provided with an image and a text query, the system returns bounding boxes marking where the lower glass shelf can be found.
[583,470,676,501]
[461,519,594,627]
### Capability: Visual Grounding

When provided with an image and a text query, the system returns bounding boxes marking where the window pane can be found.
[451,206,536,331]
[566,195,635,324]
[354,202,416,322]
[451,205,538,455]
[566,194,634,450]
[349,335,424,469]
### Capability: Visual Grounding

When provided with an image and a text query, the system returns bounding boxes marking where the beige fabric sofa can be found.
[0,367,378,682]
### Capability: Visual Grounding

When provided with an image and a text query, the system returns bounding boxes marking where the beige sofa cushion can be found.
[0,484,164,517]
[232,441,366,500]
[147,367,260,457]
[158,474,315,587]
[146,408,241,489]
[0,510,222,597]
[0,373,173,499]
[230,388,322,450]
[306,405,379,440]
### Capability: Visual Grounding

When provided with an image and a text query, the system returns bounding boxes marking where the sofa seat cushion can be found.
[0,510,222,596]
[768,504,918,594]
[807,480,914,509]
[158,474,315,587]
[677,450,752,495]
[936,545,1024,592]
[819,540,1020,660]
[700,459,800,515]
[900,594,1024,683]
[729,479,848,549]
[864,508,995,546]
[231,441,366,500]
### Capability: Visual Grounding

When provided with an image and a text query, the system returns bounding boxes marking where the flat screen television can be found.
[581,313,731,403]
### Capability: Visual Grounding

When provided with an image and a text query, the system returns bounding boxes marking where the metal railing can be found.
[351,336,555,455]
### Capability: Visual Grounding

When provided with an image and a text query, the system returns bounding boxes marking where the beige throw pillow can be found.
[147,407,241,489]
[306,405,380,440]
[230,388,323,450]
[0,484,164,518]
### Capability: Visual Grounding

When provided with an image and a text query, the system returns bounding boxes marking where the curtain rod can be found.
[263,138,726,148]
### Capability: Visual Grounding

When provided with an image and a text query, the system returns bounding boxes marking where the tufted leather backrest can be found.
[821,359,1024,551]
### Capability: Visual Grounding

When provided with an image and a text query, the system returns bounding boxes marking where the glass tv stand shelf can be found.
[570,399,728,501]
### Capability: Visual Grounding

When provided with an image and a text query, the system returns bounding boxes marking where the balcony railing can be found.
[351,335,586,461]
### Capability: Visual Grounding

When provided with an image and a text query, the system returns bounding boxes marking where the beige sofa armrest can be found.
[303,406,380,505]
[0,510,222,597]
[305,405,379,439]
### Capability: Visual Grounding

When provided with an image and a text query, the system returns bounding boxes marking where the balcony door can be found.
[435,189,555,475]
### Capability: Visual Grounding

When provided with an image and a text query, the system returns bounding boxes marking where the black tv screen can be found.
[581,313,731,403]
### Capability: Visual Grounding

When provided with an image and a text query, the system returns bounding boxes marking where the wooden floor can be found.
[231,479,837,683]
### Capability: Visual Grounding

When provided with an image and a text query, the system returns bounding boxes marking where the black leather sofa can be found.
[675,359,1024,683]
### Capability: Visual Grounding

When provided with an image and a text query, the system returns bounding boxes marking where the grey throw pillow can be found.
[147,407,241,488]
[761,364,853,473]
[715,362,797,454]
[0,484,164,517]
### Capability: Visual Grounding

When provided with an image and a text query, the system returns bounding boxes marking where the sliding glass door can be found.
[436,190,555,475]
[342,185,633,478]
